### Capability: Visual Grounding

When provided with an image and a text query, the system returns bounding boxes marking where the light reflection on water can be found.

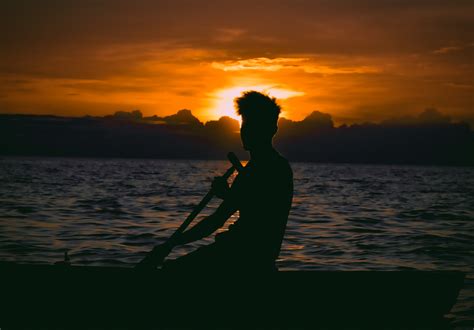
[0,157,473,325]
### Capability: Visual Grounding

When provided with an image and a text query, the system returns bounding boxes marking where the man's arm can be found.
[173,198,237,246]
[136,198,237,269]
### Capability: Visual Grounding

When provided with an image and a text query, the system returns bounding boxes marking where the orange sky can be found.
[0,1,473,125]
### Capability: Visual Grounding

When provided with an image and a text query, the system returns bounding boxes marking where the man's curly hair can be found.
[234,91,281,128]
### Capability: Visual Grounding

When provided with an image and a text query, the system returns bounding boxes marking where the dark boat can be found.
[0,262,464,328]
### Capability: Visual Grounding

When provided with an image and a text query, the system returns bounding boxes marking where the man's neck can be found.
[249,145,276,161]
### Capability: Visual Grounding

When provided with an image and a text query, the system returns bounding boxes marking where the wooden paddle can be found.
[135,152,244,269]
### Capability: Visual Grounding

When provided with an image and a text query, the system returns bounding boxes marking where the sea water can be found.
[0,157,473,325]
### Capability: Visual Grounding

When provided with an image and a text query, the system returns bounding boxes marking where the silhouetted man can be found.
[140,91,293,272]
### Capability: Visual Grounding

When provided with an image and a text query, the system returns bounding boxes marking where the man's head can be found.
[234,91,281,151]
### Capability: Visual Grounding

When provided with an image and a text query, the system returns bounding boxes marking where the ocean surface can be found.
[0,157,473,326]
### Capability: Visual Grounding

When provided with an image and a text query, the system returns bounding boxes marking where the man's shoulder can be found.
[273,152,293,178]
[276,152,292,168]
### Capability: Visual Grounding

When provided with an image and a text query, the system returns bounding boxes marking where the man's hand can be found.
[135,241,174,270]
[211,176,230,199]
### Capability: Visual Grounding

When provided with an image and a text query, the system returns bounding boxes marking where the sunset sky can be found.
[1,0,473,125]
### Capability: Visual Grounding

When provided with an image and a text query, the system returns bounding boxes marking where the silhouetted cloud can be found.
[205,116,240,132]
[381,108,452,126]
[106,110,143,121]
[161,109,202,126]
[0,108,472,166]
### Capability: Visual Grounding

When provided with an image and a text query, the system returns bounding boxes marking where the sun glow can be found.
[206,85,304,122]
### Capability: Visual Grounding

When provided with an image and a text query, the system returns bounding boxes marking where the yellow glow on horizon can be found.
[205,85,305,122]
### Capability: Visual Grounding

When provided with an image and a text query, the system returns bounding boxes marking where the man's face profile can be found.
[240,118,253,151]
[240,117,277,151]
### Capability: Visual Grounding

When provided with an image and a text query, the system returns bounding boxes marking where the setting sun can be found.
[205,85,304,123]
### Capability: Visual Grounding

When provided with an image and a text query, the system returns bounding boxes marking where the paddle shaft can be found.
[169,165,235,240]
[168,152,244,241]
[136,152,244,269]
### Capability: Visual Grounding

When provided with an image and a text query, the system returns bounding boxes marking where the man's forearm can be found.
[172,198,236,246]
[174,215,219,245]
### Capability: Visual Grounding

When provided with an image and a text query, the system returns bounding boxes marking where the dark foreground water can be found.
[0,157,473,326]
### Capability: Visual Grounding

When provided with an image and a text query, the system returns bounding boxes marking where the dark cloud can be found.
[106,110,143,121]
[1,107,472,165]
[279,111,334,133]
[381,108,452,126]
[205,116,240,132]
[2,1,473,57]
[161,109,202,126]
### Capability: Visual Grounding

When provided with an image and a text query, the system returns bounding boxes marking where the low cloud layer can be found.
[1,107,472,165]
